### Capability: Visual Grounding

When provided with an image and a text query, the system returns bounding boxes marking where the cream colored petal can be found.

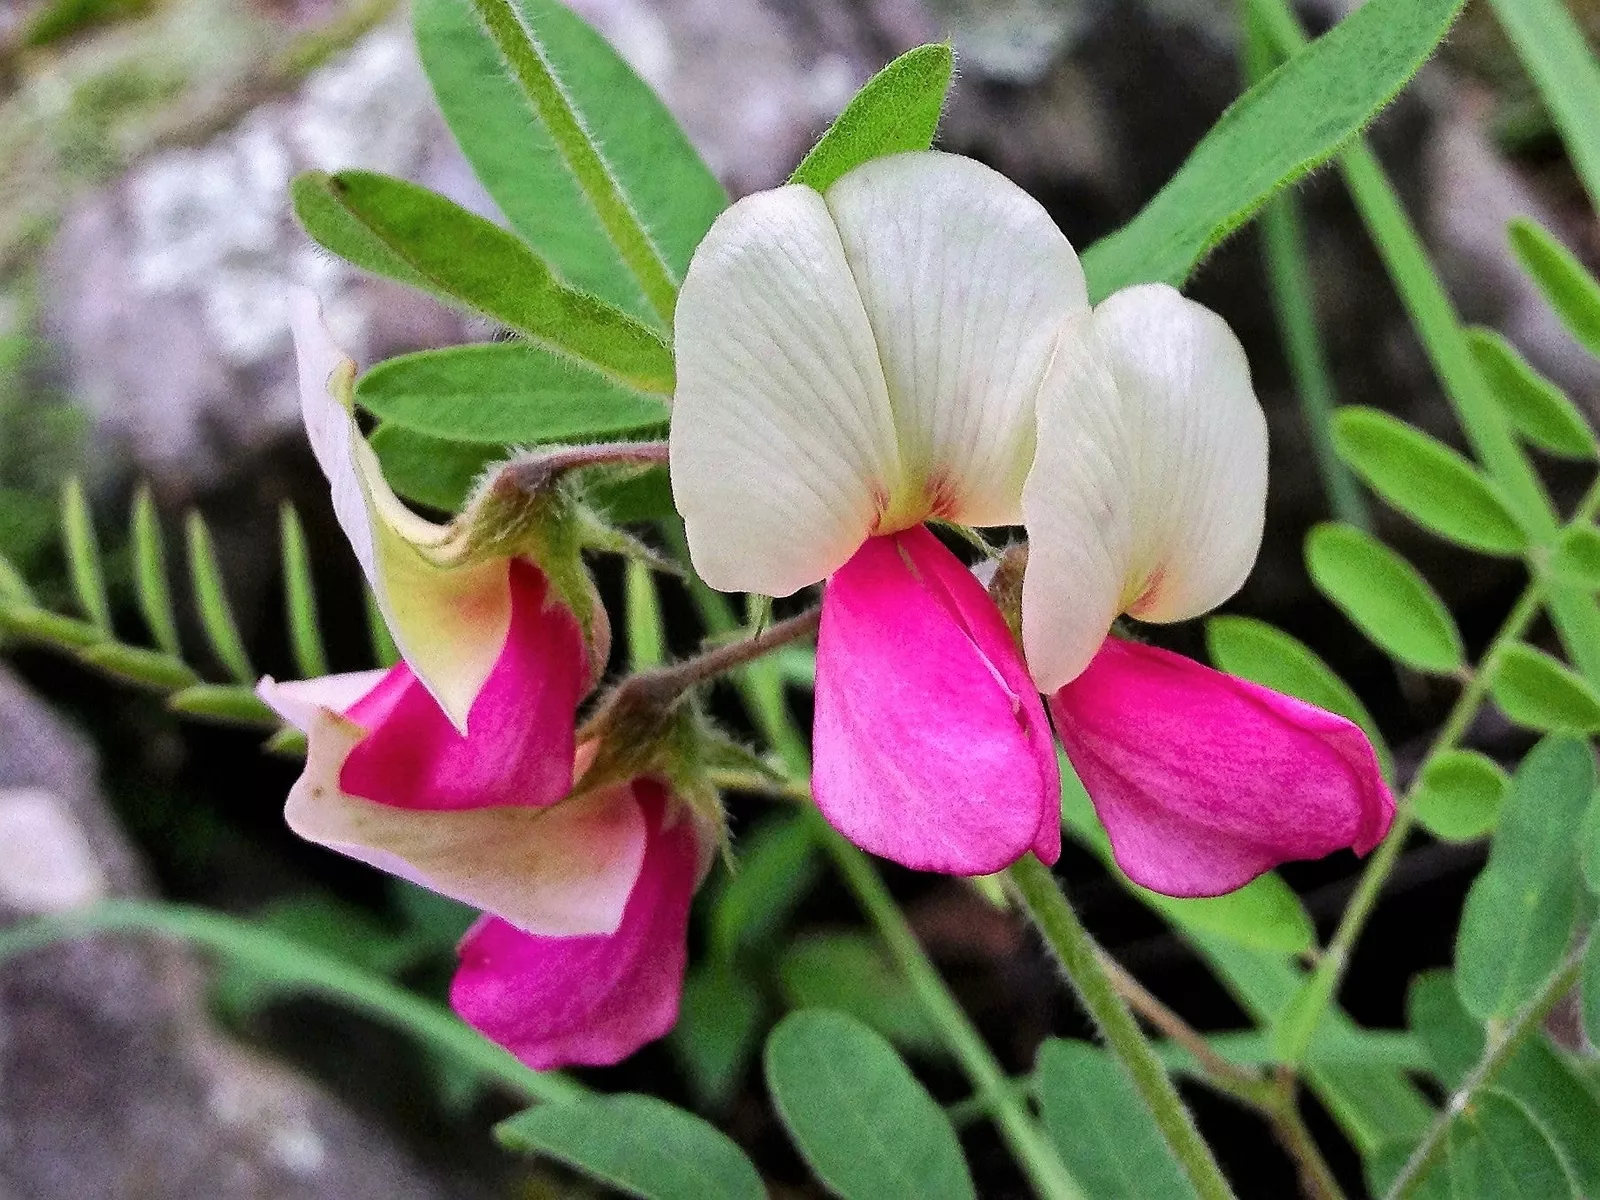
[289,290,509,731]
[1021,287,1267,691]
[258,671,389,732]
[1021,316,1134,693]
[825,152,1089,527]
[669,186,901,596]
[1097,284,1268,624]
[285,704,646,937]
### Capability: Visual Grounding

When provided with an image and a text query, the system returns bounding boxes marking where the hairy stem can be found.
[465,0,680,323]
[1008,854,1237,1200]
[824,827,1087,1200]
[507,440,669,493]
[674,552,1084,1199]
[1243,6,1369,530]
[1103,954,1346,1200]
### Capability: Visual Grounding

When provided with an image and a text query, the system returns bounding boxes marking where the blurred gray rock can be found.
[0,666,467,1200]
[45,25,480,487]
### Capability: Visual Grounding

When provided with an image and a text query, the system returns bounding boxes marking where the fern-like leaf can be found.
[280,503,330,679]
[185,512,254,686]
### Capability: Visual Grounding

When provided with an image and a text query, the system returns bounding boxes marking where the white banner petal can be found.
[670,187,902,596]
[1099,284,1267,624]
[826,152,1089,527]
[1021,316,1134,693]
[1022,286,1267,692]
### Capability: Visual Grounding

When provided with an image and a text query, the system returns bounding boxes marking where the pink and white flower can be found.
[669,150,1393,891]
[263,295,704,1068]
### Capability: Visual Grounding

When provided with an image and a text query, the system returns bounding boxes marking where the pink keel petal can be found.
[813,527,1059,876]
[1051,637,1394,898]
[341,560,586,812]
[450,782,699,1070]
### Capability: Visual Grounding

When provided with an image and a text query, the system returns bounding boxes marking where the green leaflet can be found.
[668,963,765,1112]
[1411,751,1509,842]
[1080,0,1464,298]
[1204,615,1390,776]
[777,933,943,1055]
[790,44,954,192]
[60,477,110,634]
[1304,522,1464,674]
[709,813,822,962]
[185,512,253,686]
[368,425,497,513]
[1368,1091,1579,1200]
[496,1093,764,1200]
[414,0,726,322]
[765,1010,974,1200]
[1487,0,1600,212]
[1548,525,1600,590]
[131,485,181,657]
[1467,328,1597,460]
[1509,218,1600,359]
[354,344,668,445]
[1332,407,1528,555]
[1035,1040,1197,1200]
[278,503,329,680]
[1488,644,1600,733]
[292,171,674,395]
[1456,736,1594,1022]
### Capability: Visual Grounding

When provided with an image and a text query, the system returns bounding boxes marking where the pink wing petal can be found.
[1050,637,1394,898]
[449,781,699,1070]
[341,560,586,812]
[813,526,1059,876]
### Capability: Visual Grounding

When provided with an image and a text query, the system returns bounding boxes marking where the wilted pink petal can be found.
[1050,637,1394,898]
[813,526,1059,876]
[341,560,587,812]
[450,781,699,1069]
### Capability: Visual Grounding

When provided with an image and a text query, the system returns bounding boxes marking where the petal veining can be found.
[669,186,901,596]
[1022,284,1267,692]
[1050,637,1394,898]
[826,152,1090,527]
[813,526,1058,875]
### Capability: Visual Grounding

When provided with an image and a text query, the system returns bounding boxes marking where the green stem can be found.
[1385,942,1588,1199]
[465,0,679,324]
[1249,0,1600,686]
[826,830,1086,1200]
[1008,854,1236,1200]
[1485,0,1600,215]
[1243,7,1369,530]
[671,539,1083,1199]
[0,899,579,1105]
[1279,474,1600,1065]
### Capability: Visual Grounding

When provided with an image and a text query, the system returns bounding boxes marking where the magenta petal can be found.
[1050,637,1394,898]
[449,782,699,1070]
[341,560,586,812]
[813,527,1059,876]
